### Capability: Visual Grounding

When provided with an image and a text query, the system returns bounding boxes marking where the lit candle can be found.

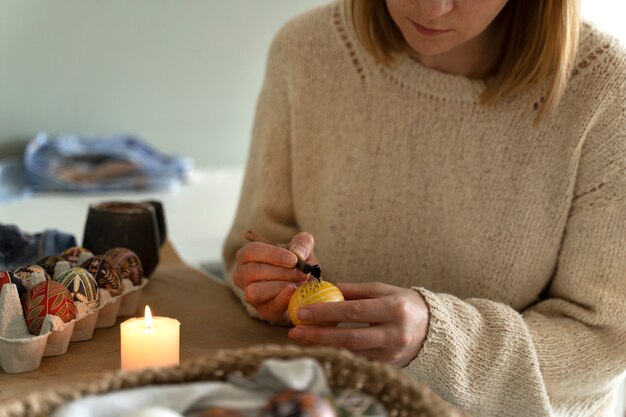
[120,306,180,371]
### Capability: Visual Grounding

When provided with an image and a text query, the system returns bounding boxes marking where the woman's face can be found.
[385,0,509,58]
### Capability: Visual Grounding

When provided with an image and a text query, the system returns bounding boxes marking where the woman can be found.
[223,0,626,416]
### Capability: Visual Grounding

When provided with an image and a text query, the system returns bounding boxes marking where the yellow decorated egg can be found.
[53,267,101,309]
[288,280,344,326]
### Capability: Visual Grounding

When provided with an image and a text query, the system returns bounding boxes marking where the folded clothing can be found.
[0,223,76,270]
[22,132,191,192]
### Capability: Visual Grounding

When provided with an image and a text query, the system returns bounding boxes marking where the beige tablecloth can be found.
[0,242,291,404]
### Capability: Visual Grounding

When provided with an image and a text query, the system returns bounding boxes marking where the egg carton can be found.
[0,278,148,374]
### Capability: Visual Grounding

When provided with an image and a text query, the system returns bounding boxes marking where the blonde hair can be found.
[349,0,581,122]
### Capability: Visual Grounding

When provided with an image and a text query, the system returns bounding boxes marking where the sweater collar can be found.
[382,51,488,103]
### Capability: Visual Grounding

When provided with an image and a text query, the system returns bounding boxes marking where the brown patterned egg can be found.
[103,247,143,286]
[261,390,336,417]
[24,280,77,335]
[288,280,344,326]
[13,264,50,289]
[80,255,122,297]
[59,246,94,266]
[53,267,101,309]
[36,255,64,278]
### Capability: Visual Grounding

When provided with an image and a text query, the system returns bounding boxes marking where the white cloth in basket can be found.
[52,358,385,417]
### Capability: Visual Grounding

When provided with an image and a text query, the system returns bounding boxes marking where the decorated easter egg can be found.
[288,280,344,326]
[0,270,27,298]
[59,246,94,266]
[24,280,77,335]
[36,255,64,278]
[54,267,101,309]
[104,247,144,286]
[260,390,336,417]
[80,255,122,296]
[13,264,50,289]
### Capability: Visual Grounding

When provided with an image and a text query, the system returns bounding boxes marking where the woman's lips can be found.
[411,20,451,37]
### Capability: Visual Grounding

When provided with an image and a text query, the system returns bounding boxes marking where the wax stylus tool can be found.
[244,230,322,279]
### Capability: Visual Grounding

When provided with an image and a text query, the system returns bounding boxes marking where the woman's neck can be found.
[410,18,506,79]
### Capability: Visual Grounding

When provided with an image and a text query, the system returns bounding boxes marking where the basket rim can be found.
[0,344,450,417]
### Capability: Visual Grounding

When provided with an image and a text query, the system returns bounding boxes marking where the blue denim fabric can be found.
[0,224,76,270]
[24,132,191,192]
[0,157,30,202]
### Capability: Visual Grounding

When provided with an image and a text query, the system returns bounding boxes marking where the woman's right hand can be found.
[233,232,317,325]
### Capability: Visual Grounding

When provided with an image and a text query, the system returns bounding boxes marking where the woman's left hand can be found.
[287,282,430,368]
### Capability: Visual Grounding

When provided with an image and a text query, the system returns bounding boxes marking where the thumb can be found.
[288,232,317,263]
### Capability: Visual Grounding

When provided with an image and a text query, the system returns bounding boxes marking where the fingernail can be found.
[290,244,307,260]
[298,308,312,321]
[282,253,295,265]
[290,327,304,339]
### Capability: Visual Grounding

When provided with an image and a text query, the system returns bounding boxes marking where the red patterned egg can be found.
[0,270,27,298]
[59,246,94,266]
[13,264,50,289]
[36,255,64,278]
[54,267,101,309]
[24,280,77,335]
[80,255,122,296]
[104,247,143,286]
[260,390,336,417]
[288,280,344,326]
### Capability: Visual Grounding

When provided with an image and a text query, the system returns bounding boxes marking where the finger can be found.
[304,292,428,326]
[255,283,297,320]
[288,325,388,350]
[236,242,298,268]
[298,298,396,324]
[335,282,398,300]
[235,262,309,287]
[288,232,317,263]
[244,280,295,306]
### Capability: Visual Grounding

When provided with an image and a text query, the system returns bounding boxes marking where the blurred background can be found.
[0,0,328,165]
[0,0,623,166]
[0,1,624,415]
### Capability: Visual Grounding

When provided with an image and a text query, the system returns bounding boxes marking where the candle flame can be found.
[144,305,153,330]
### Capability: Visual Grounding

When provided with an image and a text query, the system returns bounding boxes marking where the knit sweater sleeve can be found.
[406,81,626,417]
[222,28,299,318]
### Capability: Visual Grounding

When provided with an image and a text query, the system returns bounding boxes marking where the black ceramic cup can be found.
[143,200,167,247]
[82,201,160,277]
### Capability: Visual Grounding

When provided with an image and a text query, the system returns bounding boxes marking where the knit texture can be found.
[223,2,626,416]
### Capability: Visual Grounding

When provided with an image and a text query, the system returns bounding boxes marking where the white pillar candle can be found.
[120,306,180,371]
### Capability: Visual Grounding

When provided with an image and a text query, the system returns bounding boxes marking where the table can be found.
[0,241,292,404]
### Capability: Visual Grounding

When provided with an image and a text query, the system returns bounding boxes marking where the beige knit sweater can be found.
[223,2,626,416]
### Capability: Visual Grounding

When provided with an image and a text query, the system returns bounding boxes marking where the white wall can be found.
[1,0,624,167]
[0,0,328,165]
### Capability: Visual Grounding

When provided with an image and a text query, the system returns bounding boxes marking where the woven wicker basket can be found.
[0,344,463,417]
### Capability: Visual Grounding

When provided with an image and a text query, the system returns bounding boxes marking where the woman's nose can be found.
[417,0,454,19]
